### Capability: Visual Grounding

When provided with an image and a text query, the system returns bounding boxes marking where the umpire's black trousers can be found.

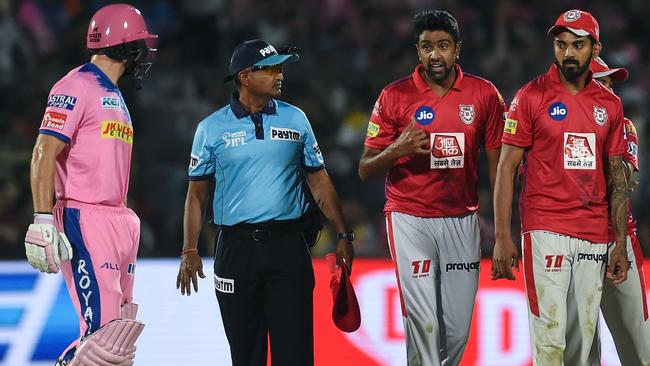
[214,227,315,366]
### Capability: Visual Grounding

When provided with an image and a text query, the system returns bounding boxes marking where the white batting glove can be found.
[24,213,73,273]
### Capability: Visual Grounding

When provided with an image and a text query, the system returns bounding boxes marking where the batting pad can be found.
[68,319,144,366]
[120,302,138,320]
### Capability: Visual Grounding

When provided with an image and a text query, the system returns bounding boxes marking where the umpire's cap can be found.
[223,39,299,82]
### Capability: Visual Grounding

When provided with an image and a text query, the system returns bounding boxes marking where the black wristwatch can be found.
[336,231,355,242]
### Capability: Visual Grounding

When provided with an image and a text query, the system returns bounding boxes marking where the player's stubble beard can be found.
[424,58,455,82]
[556,51,592,82]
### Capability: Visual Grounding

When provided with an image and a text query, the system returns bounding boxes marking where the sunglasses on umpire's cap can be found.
[325,253,361,333]
[590,57,629,82]
[223,39,299,83]
[548,9,600,43]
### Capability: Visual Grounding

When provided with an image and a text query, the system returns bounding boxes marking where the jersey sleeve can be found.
[483,83,507,150]
[501,87,534,148]
[300,112,325,171]
[604,101,626,158]
[188,122,216,180]
[623,117,639,171]
[364,89,398,150]
[39,78,85,143]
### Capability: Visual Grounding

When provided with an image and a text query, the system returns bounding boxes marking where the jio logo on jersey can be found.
[415,106,435,125]
[548,102,568,121]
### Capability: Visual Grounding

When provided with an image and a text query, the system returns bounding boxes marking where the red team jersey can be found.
[364,64,506,218]
[503,65,626,243]
[623,118,639,233]
[606,117,639,238]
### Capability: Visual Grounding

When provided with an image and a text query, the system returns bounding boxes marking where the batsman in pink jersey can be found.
[23,4,156,366]
[492,10,630,365]
[590,56,650,365]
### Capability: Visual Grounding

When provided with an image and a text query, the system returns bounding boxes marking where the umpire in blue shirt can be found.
[176,39,355,366]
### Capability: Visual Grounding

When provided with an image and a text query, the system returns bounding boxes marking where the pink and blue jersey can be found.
[39,63,133,206]
[38,63,141,363]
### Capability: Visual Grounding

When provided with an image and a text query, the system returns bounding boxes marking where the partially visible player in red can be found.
[491,9,629,365]
[359,10,505,366]
[592,56,650,366]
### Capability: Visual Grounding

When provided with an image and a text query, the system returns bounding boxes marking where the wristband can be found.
[33,213,54,225]
[181,248,198,257]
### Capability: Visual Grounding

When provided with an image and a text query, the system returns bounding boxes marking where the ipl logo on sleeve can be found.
[415,106,435,125]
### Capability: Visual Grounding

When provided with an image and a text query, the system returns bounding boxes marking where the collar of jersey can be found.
[79,63,118,92]
[412,64,464,94]
[229,92,277,119]
[547,63,596,90]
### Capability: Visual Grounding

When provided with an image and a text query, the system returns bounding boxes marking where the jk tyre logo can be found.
[548,102,568,121]
[101,120,134,144]
[415,106,435,125]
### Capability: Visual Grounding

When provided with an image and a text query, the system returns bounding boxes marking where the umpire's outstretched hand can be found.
[177,252,206,295]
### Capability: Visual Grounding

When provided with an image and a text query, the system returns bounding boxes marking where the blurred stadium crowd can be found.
[1,0,648,259]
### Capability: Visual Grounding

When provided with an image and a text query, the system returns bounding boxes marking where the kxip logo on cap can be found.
[415,106,435,125]
[548,102,568,121]
[563,10,582,22]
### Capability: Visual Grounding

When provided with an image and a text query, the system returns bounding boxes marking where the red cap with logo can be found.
[325,253,361,333]
[590,57,629,82]
[548,9,600,42]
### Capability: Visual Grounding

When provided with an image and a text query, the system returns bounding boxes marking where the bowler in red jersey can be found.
[359,10,506,366]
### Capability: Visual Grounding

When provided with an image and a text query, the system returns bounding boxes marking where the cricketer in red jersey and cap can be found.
[359,10,506,366]
[492,9,630,366]
[592,56,650,366]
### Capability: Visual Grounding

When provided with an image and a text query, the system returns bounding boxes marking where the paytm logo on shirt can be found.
[271,127,301,142]
[415,106,435,125]
[548,102,568,121]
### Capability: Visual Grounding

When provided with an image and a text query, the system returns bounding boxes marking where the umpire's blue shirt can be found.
[188,94,324,225]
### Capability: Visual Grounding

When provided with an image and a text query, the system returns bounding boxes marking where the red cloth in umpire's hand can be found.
[325,253,361,332]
